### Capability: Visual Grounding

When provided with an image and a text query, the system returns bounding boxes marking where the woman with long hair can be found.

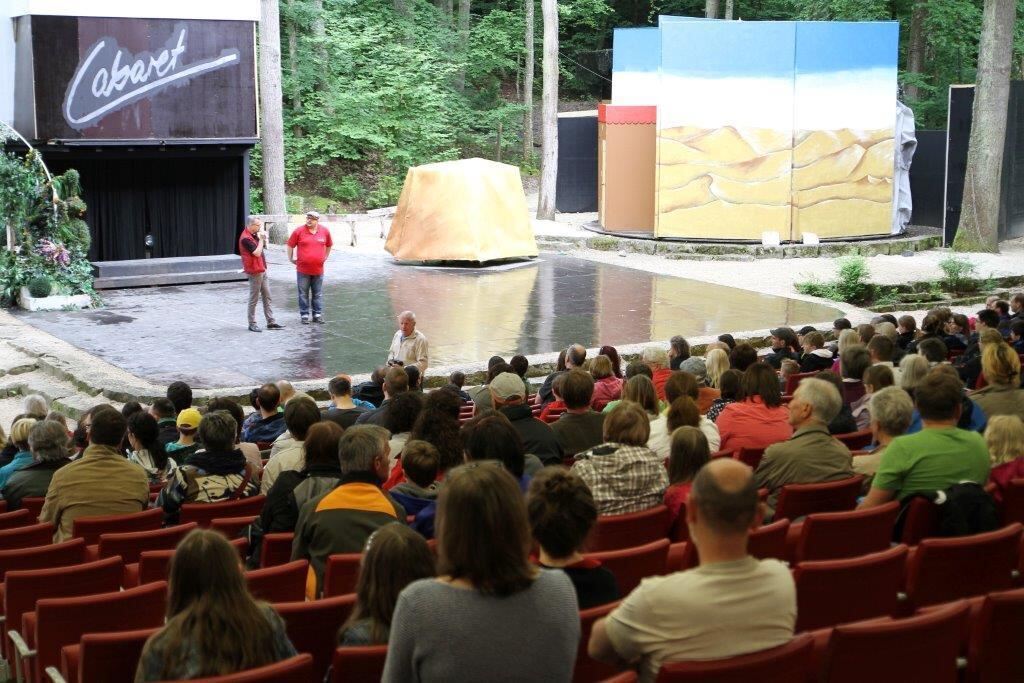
[410,389,462,474]
[705,348,730,389]
[598,345,624,378]
[127,412,175,484]
[590,355,624,411]
[716,362,792,452]
[383,464,579,682]
[970,341,1024,417]
[338,523,436,646]
[135,529,296,680]
[663,426,710,524]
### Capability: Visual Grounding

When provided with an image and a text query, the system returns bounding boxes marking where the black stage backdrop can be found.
[556,114,599,213]
[909,130,946,229]
[46,155,243,261]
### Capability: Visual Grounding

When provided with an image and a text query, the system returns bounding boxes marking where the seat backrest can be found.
[245,560,308,603]
[1003,478,1024,526]
[0,539,86,582]
[71,507,164,545]
[677,520,790,572]
[655,632,814,682]
[669,503,690,542]
[274,595,356,682]
[20,497,44,520]
[585,538,670,595]
[179,496,267,528]
[898,497,939,545]
[587,506,670,552]
[260,532,295,568]
[329,646,387,683]
[137,537,249,585]
[792,545,907,632]
[0,522,55,551]
[33,581,167,679]
[574,601,621,683]
[834,429,873,451]
[186,654,314,682]
[64,627,159,683]
[210,515,258,540]
[3,556,123,660]
[0,509,34,531]
[820,600,970,683]
[793,501,899,563]
[734,447,765,469]
[96,522,198,564]
[774,476,864,521]
[323,553,363,598]
[966,587,1024,683]
[904,523,1022,609]
[784,372,816,395]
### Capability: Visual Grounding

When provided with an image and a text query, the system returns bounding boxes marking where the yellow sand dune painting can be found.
[656,126,894,240]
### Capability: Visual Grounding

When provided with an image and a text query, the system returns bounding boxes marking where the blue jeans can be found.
[296,273,323,318]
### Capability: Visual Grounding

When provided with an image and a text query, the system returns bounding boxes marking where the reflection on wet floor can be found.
[14,254,842,388]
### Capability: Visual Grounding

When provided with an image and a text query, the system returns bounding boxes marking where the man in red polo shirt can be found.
[239,216,284,332]
[286,211,333,324]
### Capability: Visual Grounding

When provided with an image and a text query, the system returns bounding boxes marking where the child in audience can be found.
[986,415,1024,503]
[444,371,473,402]
[539,373,567,421]
[135,530,296,681]
[1010,320,1024,353]
[527,467,619,609]
[706,369,742,423]
[663,426,710,525]
[337,523,436,646]
[896,315,917,350]
[165,408,202,459]
[389,440,442,516]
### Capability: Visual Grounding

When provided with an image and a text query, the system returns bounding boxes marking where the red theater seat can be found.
[773,476,863,521]
[0,523,56,551]
[58,627,158,683]
[734,447,765,469]
[329,646,387,683]
[210,516,257,540]
[71,508,163,546]
[834,428,873,451]
[0,509,35,531]
[574,602,621,683]
[903,523,1022,610]
[323,553,362,598]
[128,537,248,587]
[274,595,357,682]
[93,522,198,564]
[260,532,295,568]
[20,498,45,521]
[585,538,669,595]
[897,497,939,545]
[187,654,314,682]
[0,540,86,582]
[179,496,266,528]
[817,600,969,683]
[965,587,1024,683]
[588,506,670,552]
[789,501,898,563]
[1002,478,1024,526]
[655,632,814,682]
[245,560,307,603]
[675,519,790,571]
[784,371,817,395]
[792,545,906,632]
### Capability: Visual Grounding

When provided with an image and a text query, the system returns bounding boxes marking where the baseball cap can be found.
[490,372,526,400]
[176,408,203,429]
[306,210,321,219]
[679,356,707,381]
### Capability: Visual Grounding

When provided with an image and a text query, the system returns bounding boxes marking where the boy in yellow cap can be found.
[166,407,202,460]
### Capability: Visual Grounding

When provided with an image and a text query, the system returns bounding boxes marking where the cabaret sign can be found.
[62,25,240,130]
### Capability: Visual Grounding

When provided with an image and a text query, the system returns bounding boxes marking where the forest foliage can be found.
[266,0,1024,210]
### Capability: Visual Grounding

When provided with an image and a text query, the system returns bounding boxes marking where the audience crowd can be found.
[1,295,1023,681]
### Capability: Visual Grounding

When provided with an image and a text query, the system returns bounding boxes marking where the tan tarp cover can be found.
[385,158,539,262]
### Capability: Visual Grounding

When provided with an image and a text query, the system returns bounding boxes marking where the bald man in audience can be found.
[588,459,795,682]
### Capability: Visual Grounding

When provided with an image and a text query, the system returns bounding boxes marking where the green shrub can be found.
[366,176,403,208]
[326,175,364,203]
[938,255,979,294]
[27,276,53,298]
[794,255,871,304]
[249,187,264,214]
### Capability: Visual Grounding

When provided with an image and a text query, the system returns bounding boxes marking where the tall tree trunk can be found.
[725,0,734,19]
[905,1,927,101]
[455,0,471,91]
[536,0,558,220]
[953,0,1015,253]
[286,0,302,137]
[259,0,288,241]
[705,0,719,19]
[444,0,454,23]
[523,0,535,161]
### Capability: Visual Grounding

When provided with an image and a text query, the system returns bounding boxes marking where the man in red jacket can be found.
[239,216,284,333]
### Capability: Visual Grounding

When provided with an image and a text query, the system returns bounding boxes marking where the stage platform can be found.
[12,252,842,389]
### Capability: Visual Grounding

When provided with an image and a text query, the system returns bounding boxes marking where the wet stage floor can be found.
[16,253,842,388]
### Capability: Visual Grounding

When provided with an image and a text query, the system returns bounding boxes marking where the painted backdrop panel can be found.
[656,21,796,240]
[791,22,899,239]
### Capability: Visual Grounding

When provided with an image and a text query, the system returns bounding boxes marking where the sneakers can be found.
[301,316,310,325]
[313,316,325,324]
[267,322,285,330]
[248,323,262,333]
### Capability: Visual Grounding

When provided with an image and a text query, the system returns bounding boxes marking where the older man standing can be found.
[387,311,429,373]
[239,217,284,333]
[286,210,333,325]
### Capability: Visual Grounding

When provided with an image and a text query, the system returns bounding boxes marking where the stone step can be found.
[0,370,84,404]
[0,345,38,377]
[52,393,123,420]
[92,254,242,277]
[93,269,248,290]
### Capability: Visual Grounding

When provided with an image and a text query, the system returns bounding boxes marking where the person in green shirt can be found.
[859,370,990,509]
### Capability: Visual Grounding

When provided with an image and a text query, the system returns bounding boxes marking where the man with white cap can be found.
[490,371,562,465]
[286,210,333,324]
